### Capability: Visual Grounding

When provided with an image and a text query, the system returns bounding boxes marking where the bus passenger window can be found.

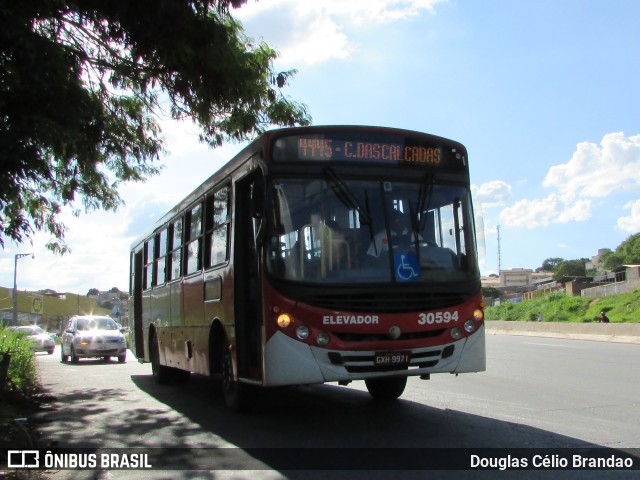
[155,229,167,285]
[144,239,154,290]
[206,187,229,267]
[185,204,203,274]
[168,218,183,281]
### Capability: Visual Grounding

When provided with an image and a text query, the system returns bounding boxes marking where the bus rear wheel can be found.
[365,376,407,401]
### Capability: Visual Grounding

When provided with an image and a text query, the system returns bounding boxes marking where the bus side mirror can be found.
[250,180,264,218]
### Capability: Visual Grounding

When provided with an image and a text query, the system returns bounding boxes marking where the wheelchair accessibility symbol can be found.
[394,253,420,282]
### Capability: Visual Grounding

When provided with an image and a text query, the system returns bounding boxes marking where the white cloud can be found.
[280,12,351,65]
[237,0,444,23]
[472,180,512,209]
[499,195,560,229]
[236,0,446,66]
[544,132,640,198]
[617,200,640,232]
[499,132,640,229]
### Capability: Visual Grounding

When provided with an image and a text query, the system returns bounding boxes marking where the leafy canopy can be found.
[0,0,311,252]
[600,233,640,270]
[552,259,588,281]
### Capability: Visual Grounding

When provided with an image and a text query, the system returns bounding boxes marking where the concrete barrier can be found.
[485,320,640,344]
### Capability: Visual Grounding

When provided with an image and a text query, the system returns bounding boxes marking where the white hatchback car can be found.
[9,325,55,354]
[60,315,127,363]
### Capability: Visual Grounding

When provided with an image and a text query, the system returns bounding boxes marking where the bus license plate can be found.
[374,351,411,366]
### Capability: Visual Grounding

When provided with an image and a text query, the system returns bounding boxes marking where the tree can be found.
[86,288,99,296]
[600,233,640,270]
[538,257,564,272]
[1,0,311,252]
[552,259,588,281]
[482,286,501,299]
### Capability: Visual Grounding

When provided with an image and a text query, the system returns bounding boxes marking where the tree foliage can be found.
[538,257,563,272]
[552,259,588,281]
[482,286,502,299]
[600,233,640,270]
[1,0,311,252]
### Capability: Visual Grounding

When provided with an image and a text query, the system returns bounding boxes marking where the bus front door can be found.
[233,173,263,381]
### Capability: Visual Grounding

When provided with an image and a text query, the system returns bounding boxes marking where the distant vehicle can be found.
[60,315,127,364]
[9,325,55,355]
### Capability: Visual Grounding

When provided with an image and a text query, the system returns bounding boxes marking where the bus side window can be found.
[168,218,183,280]
[155,228,167,285]
[205,186,230,268]
[144,238,154,290]
[185,203,203,274]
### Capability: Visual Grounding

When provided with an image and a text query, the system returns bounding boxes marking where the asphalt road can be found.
[28,334,640,479]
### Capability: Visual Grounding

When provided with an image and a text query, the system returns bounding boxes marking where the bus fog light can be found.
[464,320,475,333]
[277,313,292,328]
[451,327,462,340]
[316,332,330,346]
[296,325,310,340]
[473,309,484,321]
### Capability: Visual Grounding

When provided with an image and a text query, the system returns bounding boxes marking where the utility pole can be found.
[12,253,34,326]
[496,225,502,274]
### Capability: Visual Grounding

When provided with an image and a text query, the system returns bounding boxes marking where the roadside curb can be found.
[485,320,640,345]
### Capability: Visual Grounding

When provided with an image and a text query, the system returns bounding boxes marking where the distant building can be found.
[586,248,610,271]
[0,286,110,331]
[499,268,533,288]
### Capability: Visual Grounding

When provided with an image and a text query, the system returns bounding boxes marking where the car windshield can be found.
[76,318,118,331]
[266,176,479,284]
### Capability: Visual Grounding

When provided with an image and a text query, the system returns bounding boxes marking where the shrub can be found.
[0,327,38,396]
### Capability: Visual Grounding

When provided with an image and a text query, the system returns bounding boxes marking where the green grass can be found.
[485,289,640,323]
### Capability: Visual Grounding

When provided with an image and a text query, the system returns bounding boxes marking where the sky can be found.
[1,0,640,295]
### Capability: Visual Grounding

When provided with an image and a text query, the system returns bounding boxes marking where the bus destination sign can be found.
[298,138,441,164]
[272,133,465,168]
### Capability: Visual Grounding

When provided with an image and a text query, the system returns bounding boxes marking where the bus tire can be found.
[150,330,172,385]
[222,340,245,412]
[365,376,407,401]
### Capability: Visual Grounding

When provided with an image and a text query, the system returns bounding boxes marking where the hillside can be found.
[485,289,640,323]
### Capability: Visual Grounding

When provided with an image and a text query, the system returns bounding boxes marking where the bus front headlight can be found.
[451,327,462,340]
[296,325,310,340]
[316,332,330,346]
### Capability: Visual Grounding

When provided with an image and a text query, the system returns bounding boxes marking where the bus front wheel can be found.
[221,341,246,411]
[365,376,407,401]
[150,330,172,385]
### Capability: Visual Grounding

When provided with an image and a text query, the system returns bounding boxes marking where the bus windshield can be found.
[266,176,478,285]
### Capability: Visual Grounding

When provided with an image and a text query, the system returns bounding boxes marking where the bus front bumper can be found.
[263,325,485,386]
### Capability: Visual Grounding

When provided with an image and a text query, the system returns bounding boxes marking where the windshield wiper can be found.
[416,173,435,233]
[323,167,372,225]
[323,167,378,256]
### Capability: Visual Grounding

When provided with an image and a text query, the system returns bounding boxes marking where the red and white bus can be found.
[129,126,485,410]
